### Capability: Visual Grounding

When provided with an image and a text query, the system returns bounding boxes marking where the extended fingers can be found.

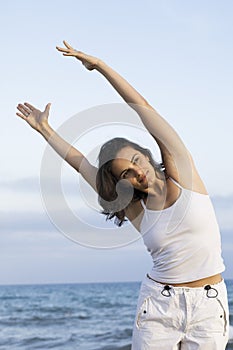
[56,40,84,56]
[56,47,76,57]
[56,47,84,60]
[25,102,35,111]
[17,103,31,117]
[16,106,27,121]
[56,45,69,53]
[16,111,27,121]
[56,46,79,54]
[63,40,73,49]
[56,40,74,53]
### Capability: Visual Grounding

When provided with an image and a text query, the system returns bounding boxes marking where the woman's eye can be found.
[133,157,139,164]
[122,170,128,179]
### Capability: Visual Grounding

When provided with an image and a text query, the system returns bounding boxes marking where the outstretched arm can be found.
[57,41,206,192]
[56,41,149,106]
[16,102,97,190]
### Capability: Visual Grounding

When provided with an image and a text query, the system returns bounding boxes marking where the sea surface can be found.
[0,280,232,350]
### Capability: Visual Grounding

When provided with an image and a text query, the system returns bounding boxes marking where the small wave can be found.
[17,335,77,349]
[114,328,132,340]
[0,295,28,301]
[95,345,131,350]
[116,345,131,350]
[19,336,57,346]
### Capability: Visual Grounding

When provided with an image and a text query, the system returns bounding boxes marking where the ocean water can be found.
[0,280,232,350]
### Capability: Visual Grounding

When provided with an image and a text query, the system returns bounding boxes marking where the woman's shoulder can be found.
[169,172,208,195]
[163,151,208,195]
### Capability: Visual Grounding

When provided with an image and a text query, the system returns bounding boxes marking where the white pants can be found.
[132,276,229,350]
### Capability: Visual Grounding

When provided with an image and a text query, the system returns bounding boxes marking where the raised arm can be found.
[56,41,206,192]
[16,102,97,191]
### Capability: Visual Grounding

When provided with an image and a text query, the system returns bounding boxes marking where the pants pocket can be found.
[215,297,228,336]
[198,295,229,336]
[136,296,151,329]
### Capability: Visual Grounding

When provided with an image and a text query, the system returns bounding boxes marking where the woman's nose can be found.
[135,167,143,178]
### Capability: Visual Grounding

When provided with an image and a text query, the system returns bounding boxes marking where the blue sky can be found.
[1,0,233,284]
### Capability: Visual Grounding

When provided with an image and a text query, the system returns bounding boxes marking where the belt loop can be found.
[204,285,218,298]
[146,274,172,297]
[161,285,172,297]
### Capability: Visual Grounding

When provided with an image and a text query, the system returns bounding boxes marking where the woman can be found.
[16,41,229,349]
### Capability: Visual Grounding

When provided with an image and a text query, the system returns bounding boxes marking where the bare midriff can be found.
[155,274,223,287]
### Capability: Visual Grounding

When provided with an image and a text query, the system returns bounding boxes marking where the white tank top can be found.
[140,178,225,283]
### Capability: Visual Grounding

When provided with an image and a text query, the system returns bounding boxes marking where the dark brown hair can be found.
[96,138,164,226]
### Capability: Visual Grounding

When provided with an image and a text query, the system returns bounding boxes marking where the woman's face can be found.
[111,146,156,192]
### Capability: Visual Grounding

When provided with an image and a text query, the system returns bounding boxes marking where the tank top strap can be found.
[140,199,147,209]
[168,177,183,189]
[140,178,183,210]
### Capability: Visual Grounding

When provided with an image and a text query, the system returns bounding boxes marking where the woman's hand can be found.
[16,102,51,133]
[56,40,100,71]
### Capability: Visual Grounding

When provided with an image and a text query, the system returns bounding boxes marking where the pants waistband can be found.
[146,274,204,291]
[146,273,224,294]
